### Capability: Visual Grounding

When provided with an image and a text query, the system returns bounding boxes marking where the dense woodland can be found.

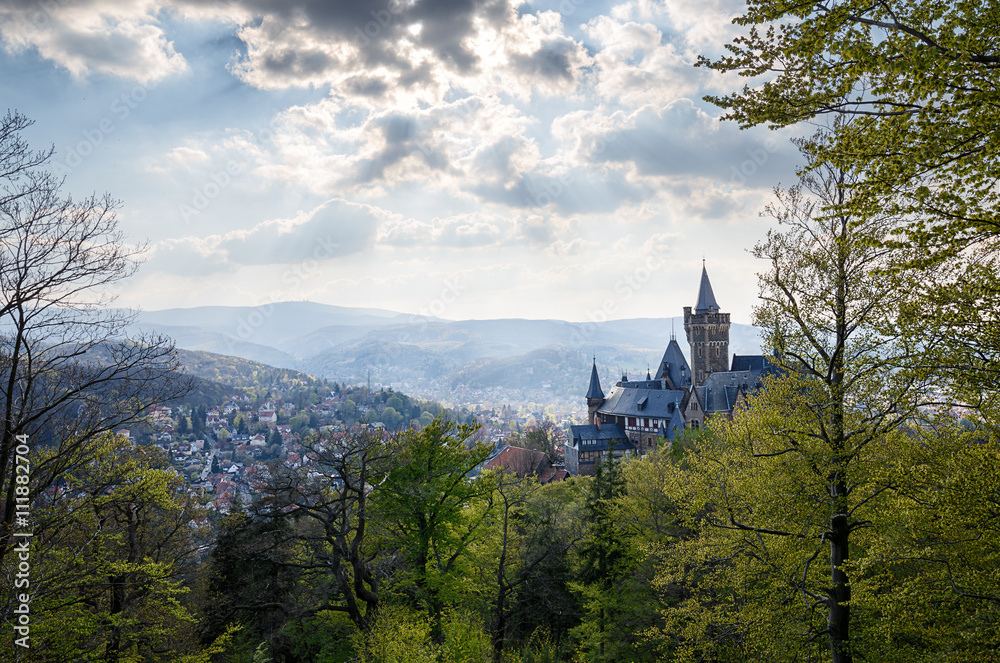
[3,0,1000,660]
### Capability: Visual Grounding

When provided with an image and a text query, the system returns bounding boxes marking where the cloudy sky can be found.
[0,0,802,323]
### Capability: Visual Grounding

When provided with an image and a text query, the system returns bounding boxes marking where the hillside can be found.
[133,303,765,407]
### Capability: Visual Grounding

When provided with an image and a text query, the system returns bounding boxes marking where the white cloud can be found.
[0,1,188,82]
[147,198,387,275]
[586,15,703,105]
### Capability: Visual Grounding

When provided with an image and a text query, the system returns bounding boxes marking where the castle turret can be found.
[684,263,730,386]
[586,357,605,424]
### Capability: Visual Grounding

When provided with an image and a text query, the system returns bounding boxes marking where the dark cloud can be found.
[588,101,799,185]
[352,112,451,183]
[510,39,576,81]
[343,75,389,97]
[202,0,519,87]
[259,48,335,77]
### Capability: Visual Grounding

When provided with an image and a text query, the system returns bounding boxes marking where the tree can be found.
[201,512,301,656]
[7,434,209,661]
[379,406,403,431]
[507,479,587,654]
[572,457,634,661]
[470,470,583,663]
[255,428,396,632]
[522,420,565,463]
[287,413,309,433]
[700,0,1000,421]
[0,111,189,567]
[655,149,934,662]
[378,417,496,643]
[701,0,999,246]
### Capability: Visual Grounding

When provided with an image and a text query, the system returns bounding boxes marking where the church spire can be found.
[586,356,604,399]
[695,262,720,313]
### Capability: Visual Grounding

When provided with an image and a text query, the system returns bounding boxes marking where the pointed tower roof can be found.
[586,357,605,399]
[654,338,692,388]
[695,263,720,313]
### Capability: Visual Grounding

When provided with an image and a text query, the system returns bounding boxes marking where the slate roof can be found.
[692,368,769,413]
[586,359,605,399]
[730,353,780,375]
[569,423,633,453]
[660,404,687,440]
[695,264,720,312]
[653,338,691,389]
[598,383,685,419]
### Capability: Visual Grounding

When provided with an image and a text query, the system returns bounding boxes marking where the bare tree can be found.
[0,111,190,566]
[254,428,396,630]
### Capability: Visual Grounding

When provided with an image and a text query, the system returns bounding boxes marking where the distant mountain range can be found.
[130,302,765,406]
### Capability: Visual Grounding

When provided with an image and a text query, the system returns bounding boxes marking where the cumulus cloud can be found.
[379,213,507,248]
[610,0,747,54]
[585,15,704,105]
[0,1,187,82]
[148,198,386,275]
[555,100,798,186]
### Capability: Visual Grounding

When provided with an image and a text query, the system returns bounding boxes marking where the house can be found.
[565,423,634,476]
[484,445,565,483]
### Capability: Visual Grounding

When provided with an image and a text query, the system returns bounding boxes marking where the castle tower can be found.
[585,357,605,424]
[684,264,730,386]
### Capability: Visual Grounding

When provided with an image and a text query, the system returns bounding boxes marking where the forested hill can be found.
[173,348,324,392]
[169,348,326,407]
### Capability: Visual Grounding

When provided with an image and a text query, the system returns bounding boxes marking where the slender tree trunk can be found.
[829,499,852,663]
[828,208,852,663]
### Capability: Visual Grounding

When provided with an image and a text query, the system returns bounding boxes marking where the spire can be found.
[586,357,604,399]
[695,263,720,313]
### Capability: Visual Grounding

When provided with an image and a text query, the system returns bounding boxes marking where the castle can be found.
[565,264,776,475]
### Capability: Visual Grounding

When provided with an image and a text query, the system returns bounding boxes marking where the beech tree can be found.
[702,0,999,246]
[378,417,496,643]
[654,148,934,662]
[701,0,1000,420]
[0,111,188,568]
[9,435,211,662]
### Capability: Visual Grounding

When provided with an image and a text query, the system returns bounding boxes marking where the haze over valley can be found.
[133,301,765,414]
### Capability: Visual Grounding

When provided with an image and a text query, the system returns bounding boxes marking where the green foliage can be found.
[380,417,497,641]
[1,434,211,662]
[702,0,1000,424]
[701,0,1000,244]
[273,613,357,663]
[202,512,298,647]
[351,606,440,663]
